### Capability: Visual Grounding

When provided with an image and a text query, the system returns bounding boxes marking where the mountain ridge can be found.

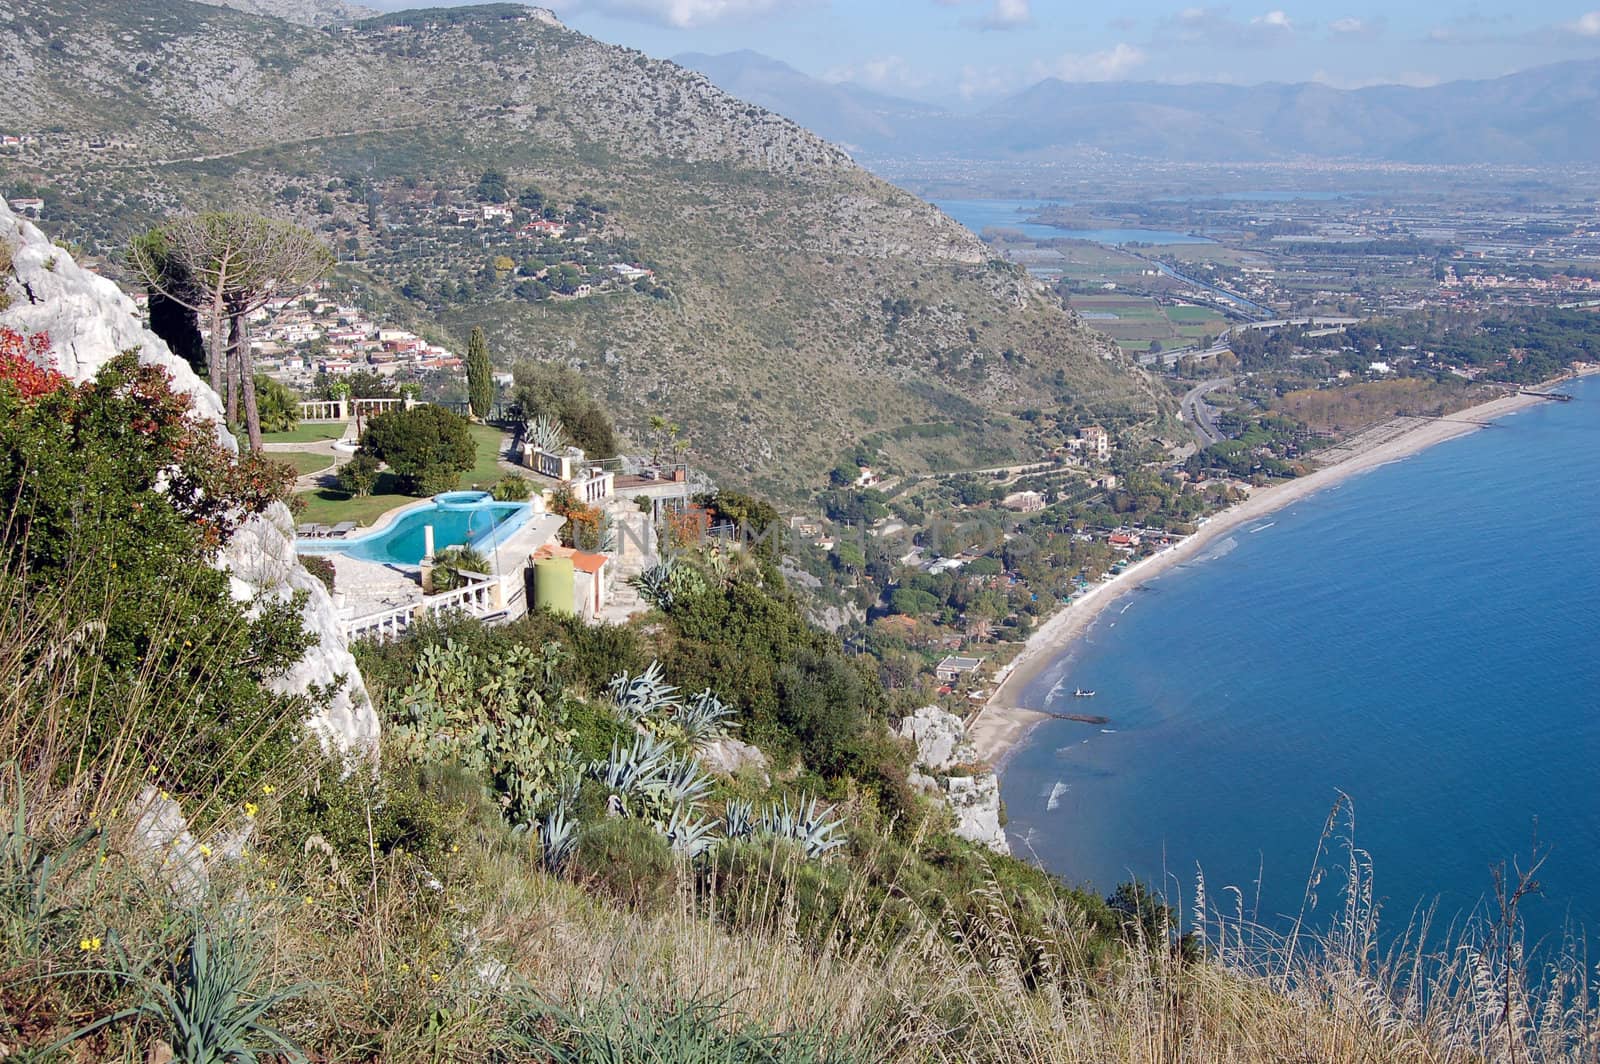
[0,0,1154,495]
[679,51,1600,164]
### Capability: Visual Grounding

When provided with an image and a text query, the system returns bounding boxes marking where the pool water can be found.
[300,493,531,567]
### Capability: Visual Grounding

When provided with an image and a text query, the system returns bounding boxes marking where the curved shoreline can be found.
[970,368,1598,768]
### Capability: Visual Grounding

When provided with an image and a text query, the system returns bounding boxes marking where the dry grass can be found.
[3,574,1598,1061]
[10,764,1600,1062]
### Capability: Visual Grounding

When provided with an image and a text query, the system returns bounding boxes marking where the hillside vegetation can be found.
[0,0,1156,496]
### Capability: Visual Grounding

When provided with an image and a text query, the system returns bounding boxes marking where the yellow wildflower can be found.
[398,962,411,974]
[261,784,276,795]
[79,936,102,952]
[158,790,171,802]
[244,802,259,818]
[304,895,315,906]
[198,844,212,858]
[430,972,441,984]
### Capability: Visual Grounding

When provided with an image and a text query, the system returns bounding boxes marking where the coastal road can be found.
[1181,377,1232,448]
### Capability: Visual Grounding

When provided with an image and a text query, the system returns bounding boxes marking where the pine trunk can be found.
[237,313,263,451]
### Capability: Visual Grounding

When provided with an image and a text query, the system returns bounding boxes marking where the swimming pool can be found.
[299,491,533,567]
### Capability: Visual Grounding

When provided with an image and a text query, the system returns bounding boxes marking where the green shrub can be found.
[0,353,309,802]
[430,545,489,591]
[278,746,492,868]
[384,638,576,823]
[568,818,675,912]
[491,474,531,501]
[300,553,336,592]
[335,451,380,497]
[358,404,475,496]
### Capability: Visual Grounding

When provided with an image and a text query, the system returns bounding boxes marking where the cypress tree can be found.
[466,325,493,420]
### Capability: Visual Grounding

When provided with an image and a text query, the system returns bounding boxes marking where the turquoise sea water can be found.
[1001,376,1600,945]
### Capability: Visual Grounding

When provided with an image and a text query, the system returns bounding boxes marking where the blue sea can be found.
[1001,375,1600,947]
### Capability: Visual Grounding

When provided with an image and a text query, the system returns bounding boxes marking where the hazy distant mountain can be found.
[684,53,1600,164]
[673,50,946,156]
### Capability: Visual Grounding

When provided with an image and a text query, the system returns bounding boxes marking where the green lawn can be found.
[269,450,337,476]
[261,422,347,444]
[456,424,512,491]
[291,425,510,529]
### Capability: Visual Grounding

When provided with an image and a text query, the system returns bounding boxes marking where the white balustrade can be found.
[342,574,506,643]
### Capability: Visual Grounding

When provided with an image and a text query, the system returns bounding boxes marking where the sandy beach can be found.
[969,369,1598,767]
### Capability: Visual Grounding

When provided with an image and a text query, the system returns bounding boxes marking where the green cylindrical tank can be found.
[532,556,575,615]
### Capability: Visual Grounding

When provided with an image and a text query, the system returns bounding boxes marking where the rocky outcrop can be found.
[897,706,1009,855]
[699,736,769,783]
[0,202,378,752]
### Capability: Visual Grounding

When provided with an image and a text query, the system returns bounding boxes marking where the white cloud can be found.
[932,0,1032,31]
[546,0,816,29]
[1035,42,1147,82]
[956,41,1145,99]
[1569,11,1600,36]
[1309,69,1441,89]
[1160,6,1296,47]
[1329,16,1364,34]
[822,54,931,93]
[982,0,1032,30]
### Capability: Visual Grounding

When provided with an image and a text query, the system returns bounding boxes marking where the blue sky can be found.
[371,1,1600,103]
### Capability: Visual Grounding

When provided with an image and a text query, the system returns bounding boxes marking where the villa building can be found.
[935,655,986,684]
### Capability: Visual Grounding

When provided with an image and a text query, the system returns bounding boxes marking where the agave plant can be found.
[55,920,312,1062]
[537,800,578,874]
[677,689,734,748]
[721,799,756,842]
[593,733,675,795]
[662,806,719,858]
[607,661,680,723]
[759,795,846,859]
[632,555,679,611]
[525,413,566,454]
[655,756,714,809]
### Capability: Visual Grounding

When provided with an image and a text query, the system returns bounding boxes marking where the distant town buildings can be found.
[245,285,460,386]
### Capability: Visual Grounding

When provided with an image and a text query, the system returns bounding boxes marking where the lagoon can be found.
[933,199,1214,246]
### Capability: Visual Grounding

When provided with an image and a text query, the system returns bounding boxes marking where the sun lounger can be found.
[296,524,317,538]
[329,521,357,538]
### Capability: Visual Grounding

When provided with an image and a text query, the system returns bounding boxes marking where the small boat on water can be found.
[1073,688,1096,698]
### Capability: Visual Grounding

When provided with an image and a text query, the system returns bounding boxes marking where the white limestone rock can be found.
[126,786,207,903]
[699,736,769,783]
[0,202,377,753]
[941,774,1010,856]
[898,705,977,773]
[897,705,1009,855]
